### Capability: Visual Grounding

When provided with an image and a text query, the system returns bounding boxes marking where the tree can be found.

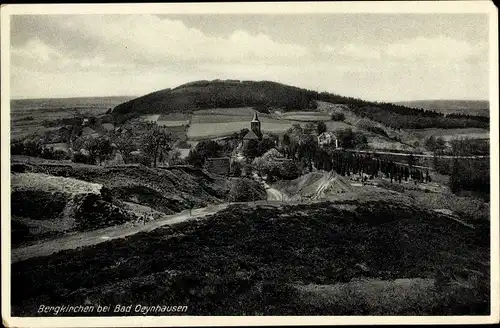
[82,135,114,165]
[316,121,327,135]
[337,129,355,149]
[450,158,460,192]
[258,137,275,155]
[298,134,318,171]
[112,134,137,164]
[331,112,345,121]
[230,160,242,177]
[186,140,221,167]
[243,139,260,158]
[164,149,181,166]
[304,122,316,134]
[141,124,174,168]
[426,136,446,154]
[267,133,280,147]
[425,136,436,151]
[435,137,447,154]
[13,137,43,157]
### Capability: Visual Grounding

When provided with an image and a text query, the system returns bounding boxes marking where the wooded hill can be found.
[112,79,488,130]
[394,100,489,117]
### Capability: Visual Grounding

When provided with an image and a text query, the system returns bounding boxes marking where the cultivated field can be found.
[10,96,134,139]
[187,107,297,140]
[404,128,490,142]
[280,111,331,122]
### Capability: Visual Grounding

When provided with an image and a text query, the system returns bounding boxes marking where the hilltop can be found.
[394,100,489,117]
[112,80,319,115]
[112,79,488,130]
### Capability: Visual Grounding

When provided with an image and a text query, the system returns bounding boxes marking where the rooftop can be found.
[243,129,259,140]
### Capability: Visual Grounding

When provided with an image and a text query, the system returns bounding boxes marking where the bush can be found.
[11,137,44,157]
[253,156,300,181]
[186,140,221,167]
[331,112,345,121]
[337,128,367,149]
[129,153,153,167]
[230,161,242,177]
[72,152,93,164]
[228,178,265,202]
[450,158,489,198]
[316,121,327,135]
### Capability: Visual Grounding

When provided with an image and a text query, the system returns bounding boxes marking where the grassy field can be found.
[404,128,489,142]
[281,111,331,122]
[10,96,134,139]
[188,107,295,140]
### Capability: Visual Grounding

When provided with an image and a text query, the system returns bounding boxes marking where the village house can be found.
[318,131,338,148]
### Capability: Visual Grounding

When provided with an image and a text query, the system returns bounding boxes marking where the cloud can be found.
[339,43,381,60]
[9,15,489,101]
[11,15,309,73]
[319,44,336,54]
[320,42,381,60]
[385,36,481,62]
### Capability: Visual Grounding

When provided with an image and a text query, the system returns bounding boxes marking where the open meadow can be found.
[10,97,134,139]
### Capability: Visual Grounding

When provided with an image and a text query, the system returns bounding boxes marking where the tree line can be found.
[11,120,181,168]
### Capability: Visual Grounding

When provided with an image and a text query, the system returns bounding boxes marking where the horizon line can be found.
[10,95,491,104]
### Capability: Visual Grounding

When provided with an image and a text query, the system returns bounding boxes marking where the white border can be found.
[1,2,499,327]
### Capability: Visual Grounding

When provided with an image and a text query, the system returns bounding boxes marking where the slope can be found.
[11,158,265,246]
[394,100,489,117]
[112,80,318,115]
[112,79,488,131]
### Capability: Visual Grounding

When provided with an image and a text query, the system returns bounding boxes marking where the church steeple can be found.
[250,111,262,140]
[252,111,259,122]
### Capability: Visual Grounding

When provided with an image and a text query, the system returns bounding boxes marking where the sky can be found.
[10,13,490,102]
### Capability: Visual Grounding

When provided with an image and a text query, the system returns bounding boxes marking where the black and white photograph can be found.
[1,2,499,326]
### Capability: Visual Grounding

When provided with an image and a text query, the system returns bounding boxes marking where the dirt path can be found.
[265,184,289,201]
[11,203,230,263]
[253,172,289,201]
[12,195,337,263]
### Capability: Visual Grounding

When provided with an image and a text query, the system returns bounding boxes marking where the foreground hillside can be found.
[11,157,265,246]
[12,196,489,316]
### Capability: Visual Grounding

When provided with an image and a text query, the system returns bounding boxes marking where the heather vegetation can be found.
[11,200,489,316]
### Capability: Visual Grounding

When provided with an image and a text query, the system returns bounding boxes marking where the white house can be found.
[318,131,338,148]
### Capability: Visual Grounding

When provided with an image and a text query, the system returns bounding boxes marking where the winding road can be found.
[12,178,290,263]
[12,203,231,263]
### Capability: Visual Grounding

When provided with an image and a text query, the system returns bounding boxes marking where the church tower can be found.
[251,111,262,140]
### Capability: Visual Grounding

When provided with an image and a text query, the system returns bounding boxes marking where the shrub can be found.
[44,149,70,160]
[72,152,93,164]
[316,121,327,135]
[228,178,265,202]
[450,158,489,198]
[331,112,345,121]
[230,161,242,177]
[129,153,153,167]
